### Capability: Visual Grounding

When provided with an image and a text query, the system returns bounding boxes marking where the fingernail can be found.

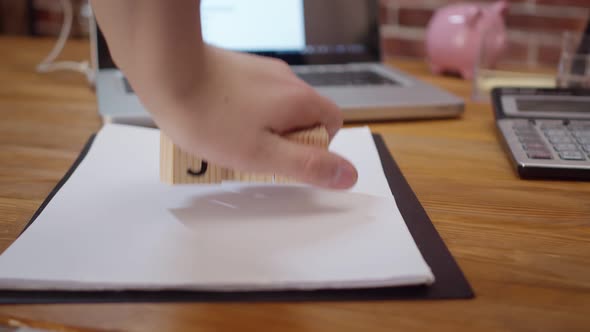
[331,162,358,189]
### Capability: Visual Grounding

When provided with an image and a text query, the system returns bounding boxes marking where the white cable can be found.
[36,0,94,85]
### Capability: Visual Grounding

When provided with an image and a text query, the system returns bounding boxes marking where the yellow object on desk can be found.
[160,126,329,184]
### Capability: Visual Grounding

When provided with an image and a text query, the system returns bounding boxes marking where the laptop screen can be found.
[201,0,307,52]
[96,0,380,69]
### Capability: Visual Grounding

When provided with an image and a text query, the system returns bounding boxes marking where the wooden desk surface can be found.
[0,37,588,332]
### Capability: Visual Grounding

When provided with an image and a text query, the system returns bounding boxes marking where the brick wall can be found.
[380,0,590,67]
[31,0,90,37]
[0,0,28,34]
[0,0,90,37]
[4,0,588,69]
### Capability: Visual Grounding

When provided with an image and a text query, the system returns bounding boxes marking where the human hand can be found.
[142,46,358,189]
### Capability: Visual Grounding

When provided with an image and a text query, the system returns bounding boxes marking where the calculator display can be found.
[501,92,590,119]
[516,100,590,113]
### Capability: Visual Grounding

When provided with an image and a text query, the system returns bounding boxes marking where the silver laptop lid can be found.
[94,0,381,70]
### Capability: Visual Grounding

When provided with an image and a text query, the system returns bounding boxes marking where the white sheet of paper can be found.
[0,124,433,291]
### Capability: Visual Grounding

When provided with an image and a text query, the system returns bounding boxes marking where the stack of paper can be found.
[0,124,433,291]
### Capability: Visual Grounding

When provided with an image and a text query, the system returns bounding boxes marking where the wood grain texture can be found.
[160,126,328,184]
[0,37,589,332]
[160,133,231,184]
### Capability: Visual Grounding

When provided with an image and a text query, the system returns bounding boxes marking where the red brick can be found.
[394,0,529,6]
[381,37,426,58]
[379,4,389,25]
[398,8,434,27]
[33,10,63,21]
[504,41,530,63]
[536,0,590,8]
[506,13,588,33]
[538,45,563,66]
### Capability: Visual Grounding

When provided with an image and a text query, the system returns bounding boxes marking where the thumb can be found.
[266,137,358,189]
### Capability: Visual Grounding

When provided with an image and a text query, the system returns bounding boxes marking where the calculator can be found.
[492,87,590,180]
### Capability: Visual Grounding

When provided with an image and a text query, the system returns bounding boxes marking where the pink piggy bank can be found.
[425,0,508,80]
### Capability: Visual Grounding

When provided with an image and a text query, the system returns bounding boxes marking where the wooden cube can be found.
[160,126,329,184]
[160,134,232,184]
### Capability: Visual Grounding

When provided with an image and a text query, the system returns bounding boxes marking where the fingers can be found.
[262,135,358,189]
[312,92,343,140]
[271,84,343,141]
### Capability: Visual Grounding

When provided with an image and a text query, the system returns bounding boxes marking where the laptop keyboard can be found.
[297,70,399,87]
[123,69,398,94]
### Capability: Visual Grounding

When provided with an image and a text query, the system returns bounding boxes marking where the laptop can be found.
[90,0,464,126]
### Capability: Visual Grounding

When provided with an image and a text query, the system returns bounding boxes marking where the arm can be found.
[91,0,357,189]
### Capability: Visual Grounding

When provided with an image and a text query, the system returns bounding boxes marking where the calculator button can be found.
[552,143,579,151]
[582,144,590,152]
[575,137,590,144]
[518,136,542,143]
[527,150,553,159]
[514,128,538,136]
[543,129,568,137]
[568,121,590,130]
[558,151,585,160]
[522,142,548,150]
[571,131,590,138]
[548,136,574,144]
[520,140,545,148]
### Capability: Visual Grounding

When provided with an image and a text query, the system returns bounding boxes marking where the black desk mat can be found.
[0,133,474,303]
